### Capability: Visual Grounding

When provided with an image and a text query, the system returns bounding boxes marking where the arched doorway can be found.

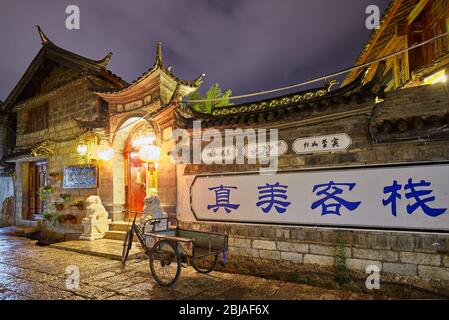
[124,122,158,214]
[111,116,160,220]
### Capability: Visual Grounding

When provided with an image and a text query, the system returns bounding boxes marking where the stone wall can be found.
[180,221,449,281]
[0,176,14,226]
[14,79,100,230]
[177,84,449,281]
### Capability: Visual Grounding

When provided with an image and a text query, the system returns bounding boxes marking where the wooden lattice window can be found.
[26,103,49,133]
[408,2,449,74]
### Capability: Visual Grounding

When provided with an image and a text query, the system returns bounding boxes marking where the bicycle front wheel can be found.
[149,240,181,287]
[121,230,133,267]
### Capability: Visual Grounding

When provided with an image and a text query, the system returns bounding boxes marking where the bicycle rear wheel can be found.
[192,254,218,274]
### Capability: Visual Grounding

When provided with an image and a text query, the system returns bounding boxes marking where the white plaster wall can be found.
[0,176,14,225]
[0,176,14,206]
[176,165,196,222]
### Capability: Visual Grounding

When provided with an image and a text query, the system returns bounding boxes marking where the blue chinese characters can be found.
[256,182,291,214]
[207,185,240,213]
[311,181,361,216]
[383,178,447,217]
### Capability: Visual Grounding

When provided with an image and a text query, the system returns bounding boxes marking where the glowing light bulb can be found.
[77,144,88,155]
[95,143,114,161]
[138,145,161,162]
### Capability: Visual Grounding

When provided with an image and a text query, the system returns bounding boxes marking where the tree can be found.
[188,83,232,113]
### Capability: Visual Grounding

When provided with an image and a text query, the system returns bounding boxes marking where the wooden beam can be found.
[407,0,430,25]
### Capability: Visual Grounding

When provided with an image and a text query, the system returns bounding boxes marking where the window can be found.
[26,103,49,133]
[408,3,449,74]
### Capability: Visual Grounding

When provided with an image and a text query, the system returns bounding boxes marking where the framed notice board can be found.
[63,166,98,189]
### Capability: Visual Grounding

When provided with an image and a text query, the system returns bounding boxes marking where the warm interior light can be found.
[77,144,88,155]
[95,143,114,161]
[132,135,156,149]
[138,145,161,162]
[423,70,447,85]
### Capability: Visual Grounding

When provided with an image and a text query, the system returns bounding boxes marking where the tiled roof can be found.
[92,42,204,96]
[2,26,127,110]
[175,63,387,128]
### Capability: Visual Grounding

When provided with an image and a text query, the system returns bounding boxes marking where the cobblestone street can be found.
[0,231,375,300]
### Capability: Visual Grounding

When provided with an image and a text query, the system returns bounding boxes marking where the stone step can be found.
[50,239,144,260]
[104,230,137,242]
[0,226,40,237]
[109,221,133,232]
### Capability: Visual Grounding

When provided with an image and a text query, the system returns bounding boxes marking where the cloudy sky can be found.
[0,0,390,102]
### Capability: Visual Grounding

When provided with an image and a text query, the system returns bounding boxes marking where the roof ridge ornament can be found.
[99,52,113,67]
[155,41,164,68]
[36,25,55,46]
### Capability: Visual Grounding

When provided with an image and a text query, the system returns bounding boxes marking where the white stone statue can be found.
[142,195,168,232]
[79,195,111,241]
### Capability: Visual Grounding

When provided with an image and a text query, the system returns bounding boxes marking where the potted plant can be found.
[39,186,53,201]
[64,214,78,224]
[43,211,60,227]
[49,172,62,181]
[57,214,66,224]
[60,193,71,203]
[54,202,65,212]
[43,212,53,221]
[71,200,85,210]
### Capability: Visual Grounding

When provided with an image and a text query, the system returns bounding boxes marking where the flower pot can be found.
[49,173,62,181]
[60,194,71,202]
[64,214,77,224]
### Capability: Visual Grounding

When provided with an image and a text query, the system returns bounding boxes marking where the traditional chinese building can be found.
[344,0,449,90]
[0,26,127,236]
[0,0,449,283]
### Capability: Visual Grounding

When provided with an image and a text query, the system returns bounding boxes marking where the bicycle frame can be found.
[122,209,179,250]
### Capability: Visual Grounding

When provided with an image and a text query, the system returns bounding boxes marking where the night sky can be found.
[0,0,391,102]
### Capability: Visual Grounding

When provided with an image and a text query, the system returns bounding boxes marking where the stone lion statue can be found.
[142,195,167,231]
[84,195,109,221]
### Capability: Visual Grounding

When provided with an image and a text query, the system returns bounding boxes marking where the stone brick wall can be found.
[14,79,101,230]
[177,84,449,281]
[180,221,449,281]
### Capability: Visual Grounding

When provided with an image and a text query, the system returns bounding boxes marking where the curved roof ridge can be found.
[37,25,113,68]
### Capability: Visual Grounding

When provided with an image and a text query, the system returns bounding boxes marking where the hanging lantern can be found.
[138,145,161,162]
[132,135,156,149]
[77,143,88,156]
[95,143,114,161]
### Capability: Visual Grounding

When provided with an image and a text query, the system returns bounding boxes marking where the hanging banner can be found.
[190,163,449,232]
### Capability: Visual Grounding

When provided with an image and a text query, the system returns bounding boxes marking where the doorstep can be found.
[0,225,39,236]
[50,238,145,260]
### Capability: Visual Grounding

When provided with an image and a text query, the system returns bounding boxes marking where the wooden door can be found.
[126,153,147,215]
[28,163,37,218]
[28,161,47,218]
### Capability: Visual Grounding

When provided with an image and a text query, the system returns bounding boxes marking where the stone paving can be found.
[50,238,144,260]
[0,231,375,300]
